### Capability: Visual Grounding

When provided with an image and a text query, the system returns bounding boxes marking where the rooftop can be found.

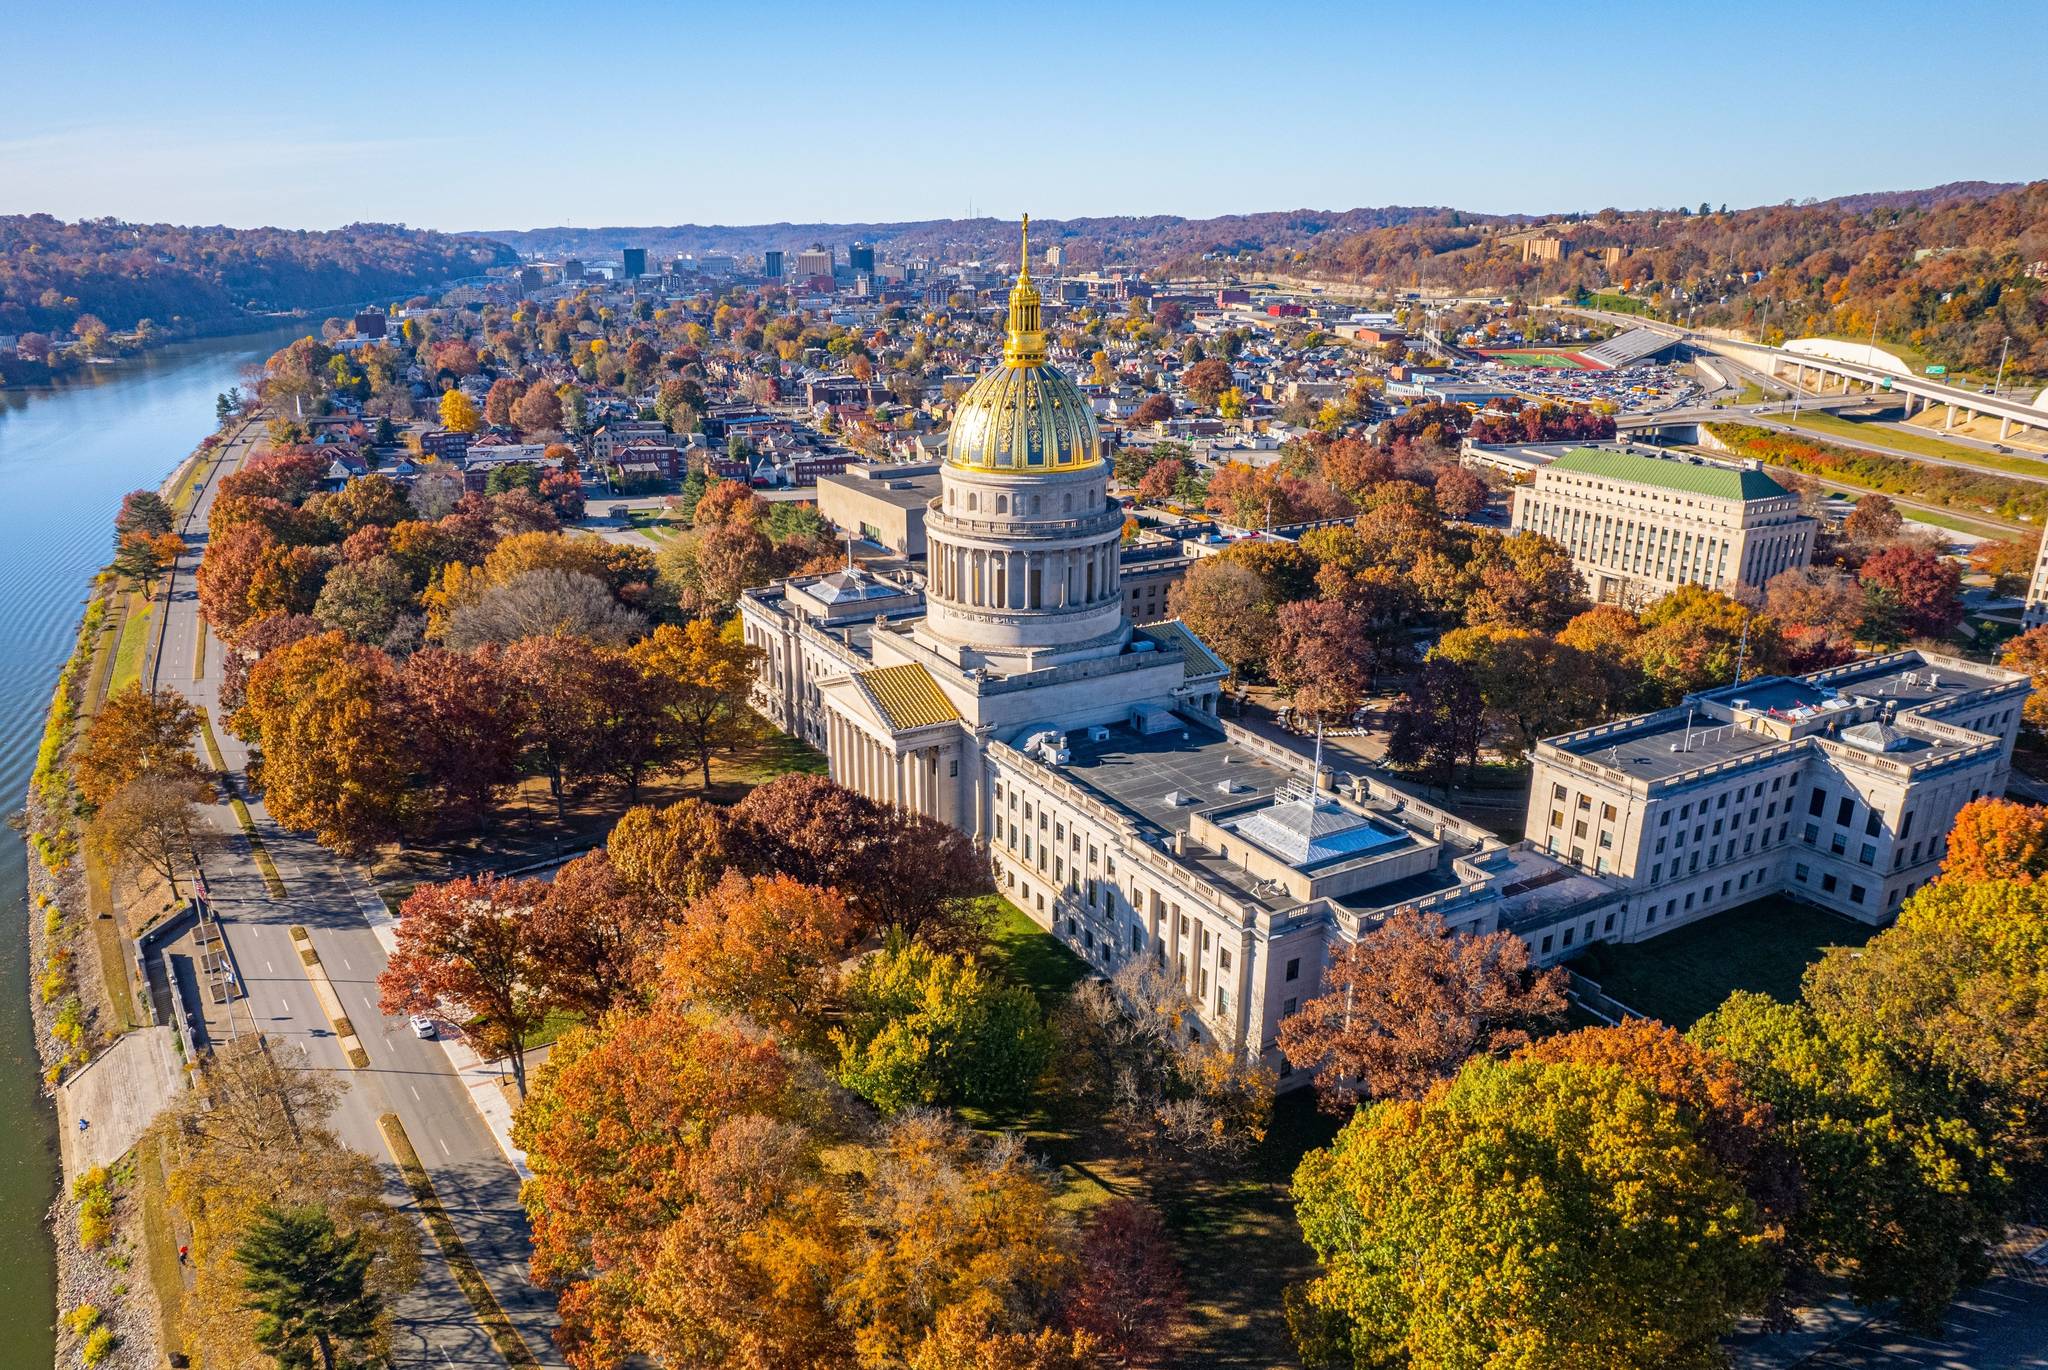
[1544,446,1788,502]
[1054,721,1462,915]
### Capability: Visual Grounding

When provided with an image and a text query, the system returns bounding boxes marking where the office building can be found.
[620,247,647,279]
[796,246,833,278]
[1527,650,2027,943]
[1511,446,1815,606]
[849,242,876,275]
[763,249,785,279]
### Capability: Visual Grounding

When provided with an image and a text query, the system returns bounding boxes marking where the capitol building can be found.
[740,220,1627,1071]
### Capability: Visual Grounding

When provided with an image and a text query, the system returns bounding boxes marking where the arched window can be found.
[996,494,1009,513]
[967,491,978,511]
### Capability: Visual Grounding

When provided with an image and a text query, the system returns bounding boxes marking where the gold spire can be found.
[1003,212,1047,367]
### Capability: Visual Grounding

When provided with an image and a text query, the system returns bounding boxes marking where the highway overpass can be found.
[1564,306,2048,443]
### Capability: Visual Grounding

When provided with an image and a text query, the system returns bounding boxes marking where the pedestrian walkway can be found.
[55,1027,185,1181]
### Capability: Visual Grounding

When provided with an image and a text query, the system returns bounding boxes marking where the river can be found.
[0,322,306,1362]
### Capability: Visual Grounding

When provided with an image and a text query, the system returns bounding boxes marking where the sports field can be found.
[1481,348,1590,369]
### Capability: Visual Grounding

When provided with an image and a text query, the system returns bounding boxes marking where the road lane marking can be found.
[341,957,351,970]
[410,1085,420,1102]
[279,998,290,1015]
[265,961,274,973]
[437,1136,449,1158]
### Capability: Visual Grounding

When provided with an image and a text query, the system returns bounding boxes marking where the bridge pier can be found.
[1944,403,1958,429]
[2001,416,2014,441]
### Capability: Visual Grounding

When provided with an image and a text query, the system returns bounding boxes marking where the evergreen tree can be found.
[236,1205,384,1370]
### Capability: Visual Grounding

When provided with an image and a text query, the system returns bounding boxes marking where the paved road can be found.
[155,427,563,1368]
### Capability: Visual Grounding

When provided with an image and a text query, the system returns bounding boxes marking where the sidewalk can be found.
[347,868,536,1179]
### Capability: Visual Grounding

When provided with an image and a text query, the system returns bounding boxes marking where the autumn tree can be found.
[606,798,733,903]
[512,1009,847,1369]
[1858,543,1963,640]
[73,683,202,807]
[437,388,481,434]
[1167,558,1276,680]
[1279,910,1566,1111]
[833,938,1054,1115]
[503,635,610,823]
[531,850,665,1018]
[1064,1200,1185,1367]
[2001,624,2048,730]
[398,646,523,832]
[512,378,565,437]
[379,874,551,1094]
[1802,877,2048,1182]
[1841,492,1903,543]
[1384,659,1483,795]
[1940,797,2048,885]
[1631,585,1784,703]
[483,376,522,428]
[1691,989,2009,1325]
[88,773,212,901]
[311,554,415,646]
[662,872,856,1047]
[1049,961,1275,1164]
[1431,464,1490,519]
[242,632,410,853]
[1463,530,1585,632]
[733,776,991,947]
[1766,566,1865,668]
[1290,1057,1777,1369]
[156,1037,418,1370]
[630,617,763,787]
[1270,597,1372,725]
[1431,626,1595,761]
[1556,603,1644,718]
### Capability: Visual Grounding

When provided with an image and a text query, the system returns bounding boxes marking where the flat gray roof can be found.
[1562,714,1783,783]
[1056,722,1448,915]
[819,470,940,510]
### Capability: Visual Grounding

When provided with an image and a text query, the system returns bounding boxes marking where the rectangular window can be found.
[1821,874,1838,893]
[1285,958,1300,982]
[1860,843,1877,866]
[1865,811,1882,837]
[1809,788,1827,817]
[1836,797,1855,828]
[1850,884,1866,905]
[1283,996,1298,1016]
[1804,823,1819,845]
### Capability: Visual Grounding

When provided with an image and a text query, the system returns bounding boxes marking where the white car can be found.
[408,1014,437,1040]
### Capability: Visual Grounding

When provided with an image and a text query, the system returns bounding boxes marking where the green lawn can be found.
[626,509,682,541]
[976,895,1090,1004]
[1487,350,1586,369]
[1831,489,2015,541]
[1569,894,1877,1028]
[1784,410,2048,479]
[109,596,153,693]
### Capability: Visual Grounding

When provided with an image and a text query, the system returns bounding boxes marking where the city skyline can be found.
[5,0,2043,232]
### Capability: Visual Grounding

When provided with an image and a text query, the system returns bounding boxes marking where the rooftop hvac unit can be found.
[1086,725,1110,743]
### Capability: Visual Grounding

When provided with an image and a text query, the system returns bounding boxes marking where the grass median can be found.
[196,709,286,899]
[377,1113,541,1369]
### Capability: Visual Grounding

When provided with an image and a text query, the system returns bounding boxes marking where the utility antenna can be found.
[1734,613,1751,685]
[1312,717,1326,790]
[1681,705,1696,752]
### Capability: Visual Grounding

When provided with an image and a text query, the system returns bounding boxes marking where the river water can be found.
[0,322,305,1362]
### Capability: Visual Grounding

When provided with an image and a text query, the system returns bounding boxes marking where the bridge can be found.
[1565,306,2048,444]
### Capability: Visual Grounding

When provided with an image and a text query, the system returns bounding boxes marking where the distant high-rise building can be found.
[796,246,833,279]
[848,242,876,275]
[516,266,543,293]
[621,247,648,279]
[763,249,785,279]
[353,310,387,338]
[563,258,585,281]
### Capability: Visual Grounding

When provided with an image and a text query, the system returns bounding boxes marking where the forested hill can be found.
[1291,180,2048,379]
[475,205,1499,271]
[0,218,517,339]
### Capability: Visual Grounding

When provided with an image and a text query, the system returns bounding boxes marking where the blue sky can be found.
[4,0,2041,232]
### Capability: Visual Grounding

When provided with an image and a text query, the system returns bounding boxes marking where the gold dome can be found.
[947,215,1102,474]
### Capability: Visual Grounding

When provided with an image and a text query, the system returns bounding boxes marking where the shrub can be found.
[81,1326,115,1366]
[62,1304,100,1336]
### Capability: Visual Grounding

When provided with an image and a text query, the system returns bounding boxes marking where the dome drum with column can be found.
[920,215,1128,667]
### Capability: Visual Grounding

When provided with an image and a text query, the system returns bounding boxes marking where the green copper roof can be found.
[1545,447,1789,501]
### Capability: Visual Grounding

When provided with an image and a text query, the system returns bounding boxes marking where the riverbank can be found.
[18,411,259,1368]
